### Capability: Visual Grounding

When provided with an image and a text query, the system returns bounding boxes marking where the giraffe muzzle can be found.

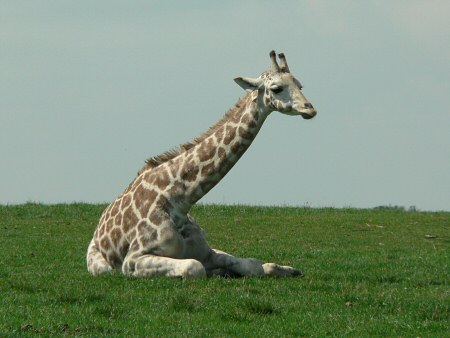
[300,109,317,120]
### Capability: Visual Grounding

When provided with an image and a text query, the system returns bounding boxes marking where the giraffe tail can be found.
[86,238,113,276]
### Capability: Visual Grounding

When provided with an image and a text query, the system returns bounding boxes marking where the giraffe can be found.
[86,51,317,278]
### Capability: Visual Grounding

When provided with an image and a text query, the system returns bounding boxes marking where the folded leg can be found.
[204,249,264,277]
[122,252,206,278]
[205,249,302,277]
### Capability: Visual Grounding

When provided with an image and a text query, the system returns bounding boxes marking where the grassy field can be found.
[0,203,448,336]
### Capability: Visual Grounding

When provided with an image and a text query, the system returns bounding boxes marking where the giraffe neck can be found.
[166,92,269,213]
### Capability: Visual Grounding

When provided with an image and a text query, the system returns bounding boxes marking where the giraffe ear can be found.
[234,77,262,92]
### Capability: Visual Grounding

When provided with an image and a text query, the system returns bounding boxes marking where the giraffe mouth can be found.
[287,104,316,119]
[301,111,316,119]
[299,108,317,120]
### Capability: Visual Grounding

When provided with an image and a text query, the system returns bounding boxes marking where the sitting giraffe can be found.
[87,51,317,278]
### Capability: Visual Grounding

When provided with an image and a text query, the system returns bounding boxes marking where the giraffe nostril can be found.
[304,103,313,109]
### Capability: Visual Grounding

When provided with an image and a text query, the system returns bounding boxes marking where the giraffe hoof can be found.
[262,263,303,277]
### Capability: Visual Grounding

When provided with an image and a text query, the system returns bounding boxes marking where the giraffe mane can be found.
[136,92,251,176]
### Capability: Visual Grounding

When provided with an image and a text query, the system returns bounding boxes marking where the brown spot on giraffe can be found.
[149,208,169,226]
[201,162,216,176]
[110,228,123,248]
[169,157,182,177]
[223,125,237,145]
[114,213,123,226]
[143,171,153,183]
[197,138,216,162]
[156,194,170,210]
[110,199,121,217]
[105,218,114,233]
[149,209,165,226]
[167,181,185,196]
[154,170,170,189]
[215,126,225,143]
[100,236,112,252]
[188,167,199,182]
[240,114,251,125]
[134,185,157,217]
[239,127,253,140]
[217,147,226,161]
[181,164,199,182]
[229,109,241,123]
[121,194,132,209]
[122,207,139,233]
[98,223,105,238]
[137,219,150,233]
[133,184,148,204]
[248,120,257,128]
[149,195,171,226]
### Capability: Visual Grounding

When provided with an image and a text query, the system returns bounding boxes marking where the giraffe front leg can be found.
[122,252,206,279]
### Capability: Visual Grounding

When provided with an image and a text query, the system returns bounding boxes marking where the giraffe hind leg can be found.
[86,238,113,275]
[206,249,302,277]
[205,249,265,277]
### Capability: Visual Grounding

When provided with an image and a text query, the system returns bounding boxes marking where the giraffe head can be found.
[234,51,317,119]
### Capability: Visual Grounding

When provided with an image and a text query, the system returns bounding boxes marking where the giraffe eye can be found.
[270,86,283,94]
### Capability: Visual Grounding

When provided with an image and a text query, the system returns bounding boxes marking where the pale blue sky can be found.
[1,1,449,210]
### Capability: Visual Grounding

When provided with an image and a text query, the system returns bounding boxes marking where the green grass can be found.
[0,203,448,336]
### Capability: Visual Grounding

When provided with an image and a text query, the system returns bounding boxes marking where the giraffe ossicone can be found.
[87,51,316,278]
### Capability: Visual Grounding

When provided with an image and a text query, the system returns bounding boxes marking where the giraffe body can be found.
[87,51,316,278]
